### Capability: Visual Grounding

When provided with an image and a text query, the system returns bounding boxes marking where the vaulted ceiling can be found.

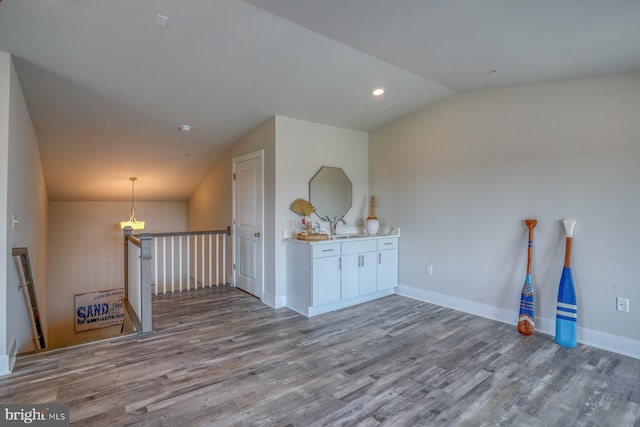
[1,0,638,201]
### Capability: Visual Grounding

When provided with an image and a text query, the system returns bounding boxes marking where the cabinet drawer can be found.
[377,238,398,250]
[312,242,341,258]
[341,240,377,255]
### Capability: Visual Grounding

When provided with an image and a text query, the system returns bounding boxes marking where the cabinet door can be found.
[341,254,360,299]
[377,249,398,291]
[312,256,341,305]
[360,251,378,295]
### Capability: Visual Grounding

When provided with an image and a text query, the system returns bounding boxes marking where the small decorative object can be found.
[289,198,316,232]
[289,198,329,240]
[289,198,316,217]
[75,288,125,332]
[366,195,380,235]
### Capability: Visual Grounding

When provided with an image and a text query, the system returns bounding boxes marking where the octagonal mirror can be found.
[309,166,352,219]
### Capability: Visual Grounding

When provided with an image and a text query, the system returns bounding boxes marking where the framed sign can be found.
[75,288,125,332]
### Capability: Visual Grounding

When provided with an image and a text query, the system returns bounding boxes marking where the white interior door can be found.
[232,151,263,299]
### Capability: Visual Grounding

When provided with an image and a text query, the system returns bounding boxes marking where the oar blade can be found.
[518,274,534,335]
[555,267,577,347]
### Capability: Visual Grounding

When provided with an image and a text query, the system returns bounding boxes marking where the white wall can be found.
[1,53,49,374]
[47,201,186,348]
[275,116,369,305]
[7,55,49,355]
[370,72,640,357]
[189,117,275,232]
[0,52,10,374]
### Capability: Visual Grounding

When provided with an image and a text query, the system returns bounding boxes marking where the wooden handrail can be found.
[126,234,142,247]
[135,229,227,238]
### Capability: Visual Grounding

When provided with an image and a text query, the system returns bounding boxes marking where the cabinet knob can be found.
[254,232,261,237]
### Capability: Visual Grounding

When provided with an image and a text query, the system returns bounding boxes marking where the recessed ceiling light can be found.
[372,87,385,96]
[179,124,191,132]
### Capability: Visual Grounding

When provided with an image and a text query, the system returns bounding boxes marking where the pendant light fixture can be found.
[120,177,145,230]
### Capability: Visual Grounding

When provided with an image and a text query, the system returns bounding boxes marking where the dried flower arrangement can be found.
[289,198,328,240]
[289,198,316,217]
[367,195,377,220]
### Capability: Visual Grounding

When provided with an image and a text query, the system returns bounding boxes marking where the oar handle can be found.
[525,219,537,237]
[525,219,537,274]
[562,219,576,267]
[563,219,576,237]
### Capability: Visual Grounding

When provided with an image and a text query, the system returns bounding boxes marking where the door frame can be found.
[231,149,265,300]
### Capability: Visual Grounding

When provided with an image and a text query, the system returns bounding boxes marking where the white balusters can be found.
[143,231,227,294]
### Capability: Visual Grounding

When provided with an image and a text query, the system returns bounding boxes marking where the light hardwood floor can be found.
[2,286,639,426]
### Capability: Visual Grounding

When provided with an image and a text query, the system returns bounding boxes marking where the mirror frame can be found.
[309,166,352,219]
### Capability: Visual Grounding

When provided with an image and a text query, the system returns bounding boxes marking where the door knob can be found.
[254,232,261,237]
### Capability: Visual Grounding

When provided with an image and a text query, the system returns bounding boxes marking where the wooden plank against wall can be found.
[12,247,46,350]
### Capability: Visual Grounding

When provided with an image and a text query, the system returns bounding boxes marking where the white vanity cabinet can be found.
[311,243,341,305]
[341,240,377,298]
[286,236,399,317]
[377,238,399,291]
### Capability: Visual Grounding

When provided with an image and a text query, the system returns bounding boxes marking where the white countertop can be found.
[288,232,400,244]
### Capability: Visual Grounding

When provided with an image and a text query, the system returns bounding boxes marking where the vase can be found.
[366,218,379,235]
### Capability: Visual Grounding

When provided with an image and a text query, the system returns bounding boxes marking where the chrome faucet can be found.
[323,215,346,235]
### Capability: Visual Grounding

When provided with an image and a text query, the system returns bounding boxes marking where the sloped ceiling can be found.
[0,0,638,201]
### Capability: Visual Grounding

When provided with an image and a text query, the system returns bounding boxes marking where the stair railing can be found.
[124,229,229,334]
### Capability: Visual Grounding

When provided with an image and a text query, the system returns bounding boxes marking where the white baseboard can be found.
[261,291,286,309]
[0,338,17,376]
[261,291,275,308]
[396,285,516,324]
[0,354,10,376]
[396,284,640,360]
[273,295,286,309]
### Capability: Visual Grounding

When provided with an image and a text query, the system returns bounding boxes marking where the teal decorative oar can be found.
[556,219,577,347]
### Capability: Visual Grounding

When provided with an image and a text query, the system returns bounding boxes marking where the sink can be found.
[330,233,371,240]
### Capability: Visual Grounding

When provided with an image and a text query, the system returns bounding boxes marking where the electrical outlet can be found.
[616,297,629,312]
[427,265,433,276]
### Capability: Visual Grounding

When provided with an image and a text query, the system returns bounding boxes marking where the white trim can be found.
[0,355,9,376]
[0,338,17,376]
[285,290,394,318]
[262,291,286,309]
[396,284,640,360]
[396,285,515,325]
[274,295,286,309]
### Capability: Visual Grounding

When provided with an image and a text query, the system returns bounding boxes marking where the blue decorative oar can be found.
[556,219,577,347]
[518,219,537,335]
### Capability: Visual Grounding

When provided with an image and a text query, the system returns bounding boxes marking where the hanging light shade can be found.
[120,177,145,230]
